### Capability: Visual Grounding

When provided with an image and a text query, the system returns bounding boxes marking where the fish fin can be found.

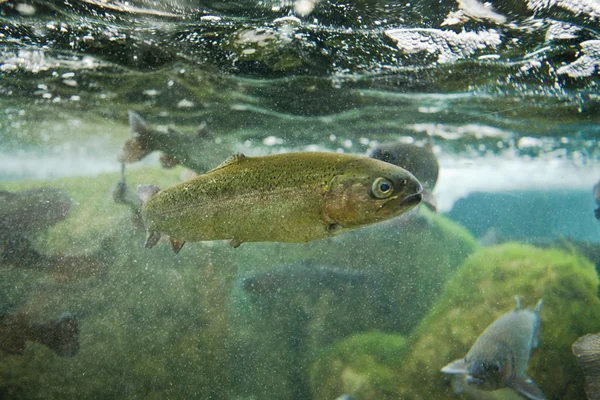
[573,333,600,400]
[207,153,246,173]
[196,121,212,138]
[137,184,161,204]
[441,358,467,374]
[450,375,467,395]
[112,165,127,203]
[422,189,437,212]
[144,231,161,249]
[573,333,600,367]
[229,239,242,248]
[509,376,547,400]
[534,298,543,314]
[129,111,150,138]
[514,295,521,311]
[118,111,154,163]
[170,238,185,254]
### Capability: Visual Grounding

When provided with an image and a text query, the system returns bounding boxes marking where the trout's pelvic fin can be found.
[208,153,246,173]
[170,238,185,254]
[145,232,161,249]
[118,111,153,163]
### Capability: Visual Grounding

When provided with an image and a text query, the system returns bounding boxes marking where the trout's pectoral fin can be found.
[144,232,161,249]
[441,358,467,374]
[229,239,242,248]
[170,238,185,254]
[509,376,547,400]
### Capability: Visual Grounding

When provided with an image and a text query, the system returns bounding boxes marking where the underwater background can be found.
[0,0,599,399]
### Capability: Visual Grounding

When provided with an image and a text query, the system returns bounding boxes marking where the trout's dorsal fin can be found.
[207,153,246,173]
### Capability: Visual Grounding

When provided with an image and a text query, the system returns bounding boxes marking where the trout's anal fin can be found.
[145,232,161,249]
[170,238,185,254]
[207,153,246,173]
[229,239,242,248]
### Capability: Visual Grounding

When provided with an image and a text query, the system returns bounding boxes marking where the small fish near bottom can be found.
[441,296,546,400]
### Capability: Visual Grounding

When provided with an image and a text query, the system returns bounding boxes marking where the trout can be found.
[442,297,546,400]
[137,152,423,252]
[120,111,228,173]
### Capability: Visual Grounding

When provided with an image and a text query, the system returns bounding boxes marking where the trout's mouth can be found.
[378,192,423,213]
[398,193,423,208]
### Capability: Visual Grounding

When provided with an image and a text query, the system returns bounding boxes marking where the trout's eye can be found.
[372,177,394,199]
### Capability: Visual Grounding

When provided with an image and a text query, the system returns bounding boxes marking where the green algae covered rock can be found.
[309,243,600,400]
[310,331,409,400]
[399,243,600,399]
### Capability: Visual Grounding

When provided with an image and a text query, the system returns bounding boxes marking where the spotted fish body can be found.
[138,152,423,252]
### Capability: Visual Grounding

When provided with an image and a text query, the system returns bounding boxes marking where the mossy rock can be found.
[310,331,409,400]
[394,243,600,400]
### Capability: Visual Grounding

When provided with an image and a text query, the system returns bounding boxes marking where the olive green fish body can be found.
[140,152,423,250]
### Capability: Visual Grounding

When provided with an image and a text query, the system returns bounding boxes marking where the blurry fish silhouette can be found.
[369,140,439,211]
[572,332,600,400]
[1,236,112,282]
[441,297,546,400]
[0,187,72,240]
[119,111,224,173]
[594,180,600,220]
[0,312,79,357]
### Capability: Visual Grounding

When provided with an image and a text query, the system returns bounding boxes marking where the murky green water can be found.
[1,1,599,399]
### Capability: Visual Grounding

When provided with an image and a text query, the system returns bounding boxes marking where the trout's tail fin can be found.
[118,111,154,163]
[136,185,185,254]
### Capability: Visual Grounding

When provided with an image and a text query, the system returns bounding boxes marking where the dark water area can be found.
[1,1,600,399]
